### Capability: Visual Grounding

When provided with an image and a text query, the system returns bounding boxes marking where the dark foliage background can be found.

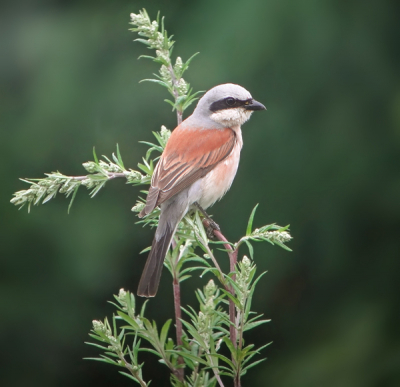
[1,0,400,386]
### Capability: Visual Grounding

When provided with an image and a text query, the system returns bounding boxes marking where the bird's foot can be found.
[206,219,220,239]
[193,202,220,239]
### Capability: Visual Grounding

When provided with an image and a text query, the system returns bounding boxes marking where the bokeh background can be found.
[1,0,400,386]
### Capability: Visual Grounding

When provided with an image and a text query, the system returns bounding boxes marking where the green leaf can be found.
[241,358,266,374]
[241,342,271,367]
[181,306,197,321]
[160,319,172,347]
[96,355,119,365]
[244,240,254,260]
[67,185,79,214]
[116,144,125,169]
[118,371,139,383]
[180,320,208,348]
[42,189,58,204]
[274,240,293,252]
[164,99,176,109]
[140,347,164,358]
[92,147,99,164]
[195,211,208,244]
[211,352,236,370]
[89,181,106,198]
[139,300,149,319]
[220,289,242,310]
[243,319,271,332]
[137,163,151,175]
[139,79,170,89]
[84,341,108,351]
[117,312,140,330]
[138,54,156,60]
[244,271,267,319]
[178,274,192,282]
[134,38,151,46]
[278,224,291,232]
[168,350,209,367]
[175,95,187,106]
[182,96,199,111]
[246,204,259,236]
[139,141,163,153]
[181,52,200,73]
[84,357,117,365]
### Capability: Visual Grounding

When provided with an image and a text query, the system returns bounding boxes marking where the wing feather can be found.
[139,125,235,217]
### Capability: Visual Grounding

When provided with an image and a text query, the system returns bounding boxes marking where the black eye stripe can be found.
[209,98,252,112]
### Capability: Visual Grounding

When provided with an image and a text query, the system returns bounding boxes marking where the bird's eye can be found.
[225,97,236,106]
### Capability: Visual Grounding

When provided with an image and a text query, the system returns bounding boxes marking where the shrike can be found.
[137,83,266,297]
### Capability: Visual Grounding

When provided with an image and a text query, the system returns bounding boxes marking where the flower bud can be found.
[131,202,145,213]
[204,279,216,298]
[82,161,98,173]
[118,288,127,299]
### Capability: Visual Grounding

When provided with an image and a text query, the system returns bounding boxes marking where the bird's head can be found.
[193,83,266,128]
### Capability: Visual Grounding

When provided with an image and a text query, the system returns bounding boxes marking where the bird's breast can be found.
[197,126,243,209]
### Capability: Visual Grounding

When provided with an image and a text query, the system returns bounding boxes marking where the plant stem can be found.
[202,220,239,348]
[206,353,225,387]
[212,228,239,275]
[173,275,184,382]
[234,374,241,387]
[167,63,183,125]
[198,223,226,284]
[117,352,148,387]
[202,219,242,387]
[70,172,126,181]
[173,278,183,346]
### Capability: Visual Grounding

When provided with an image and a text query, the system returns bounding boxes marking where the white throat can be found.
[210,108,253,128]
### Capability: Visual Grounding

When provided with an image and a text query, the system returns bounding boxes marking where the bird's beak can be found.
[245,99,266,111]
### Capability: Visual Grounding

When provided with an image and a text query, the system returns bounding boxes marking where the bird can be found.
[137,83,266,297]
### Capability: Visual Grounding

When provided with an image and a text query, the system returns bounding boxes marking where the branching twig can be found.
[172,243,185,382]
[203,219,240,351]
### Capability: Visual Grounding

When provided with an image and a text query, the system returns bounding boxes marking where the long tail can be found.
[138,193,190,297]
[137,221,174,297]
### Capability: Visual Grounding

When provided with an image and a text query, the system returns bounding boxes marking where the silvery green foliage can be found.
[87,291,149,387]
[88,190,292,386]
[10,144,151,213]
[129,9,203,122]
[10,125,172,213]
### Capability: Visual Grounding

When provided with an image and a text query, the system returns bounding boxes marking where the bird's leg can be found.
[193,202,220,239]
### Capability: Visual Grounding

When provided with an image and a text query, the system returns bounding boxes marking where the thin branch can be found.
[202,219,240,349]
[202,219,246,387]
[205,353,225,387]
[197,224,226,286]
[70,172,126,181]
[212,228,239,276]
[172,277,184,382]
[167,63,183,125]
[117,352,148,387]
[172,278,183,347]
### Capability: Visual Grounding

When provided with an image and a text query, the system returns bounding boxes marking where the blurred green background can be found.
[1,0,400,386]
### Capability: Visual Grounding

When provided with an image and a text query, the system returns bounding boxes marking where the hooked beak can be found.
[245,99,266,111]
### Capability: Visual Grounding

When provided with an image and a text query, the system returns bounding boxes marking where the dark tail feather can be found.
[137,223,173,297]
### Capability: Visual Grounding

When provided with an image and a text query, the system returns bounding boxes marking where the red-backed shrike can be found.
[137,83,266,297]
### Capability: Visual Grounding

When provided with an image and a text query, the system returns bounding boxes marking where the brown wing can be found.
[139,126,236,217]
